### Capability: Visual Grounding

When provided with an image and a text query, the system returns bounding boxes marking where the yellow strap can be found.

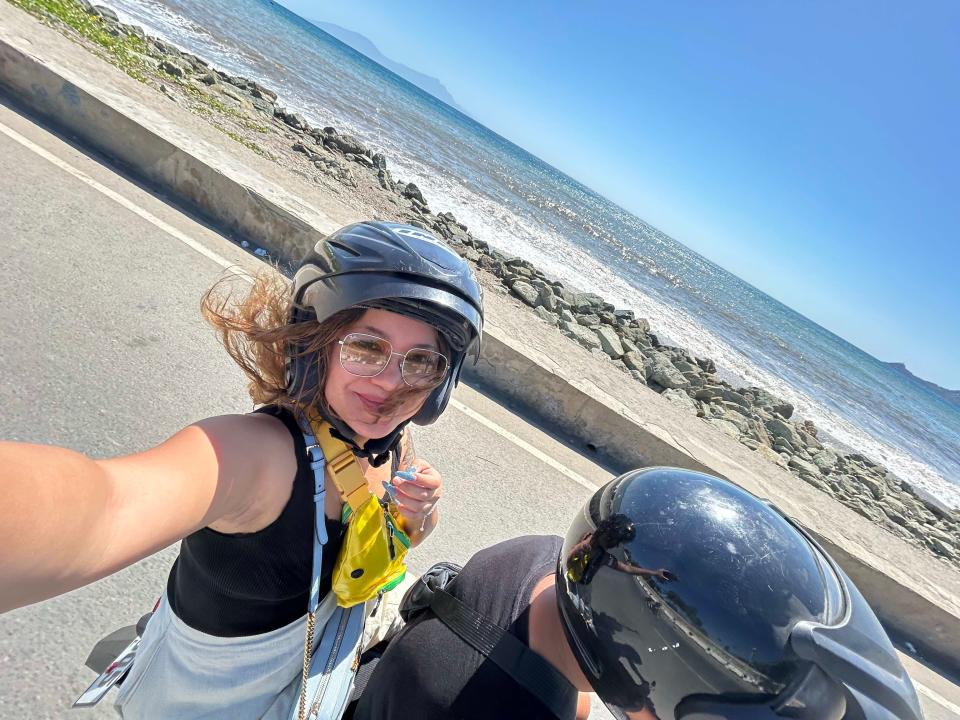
[304,413,370,512]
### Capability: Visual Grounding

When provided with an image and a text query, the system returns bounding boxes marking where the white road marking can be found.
[914,680,960,716]
[4,114,958,717]
[449,398,601,492]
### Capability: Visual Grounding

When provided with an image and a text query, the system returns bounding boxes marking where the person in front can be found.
[0,221,483,719]
[349,467,924,720]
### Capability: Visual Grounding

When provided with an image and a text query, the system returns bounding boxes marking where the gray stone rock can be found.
[619,336,643,356]
[510,280,540,307]
[251,96,275,116]
[745,386,794,418]
[159,59,189,78]
[595,326,625,358]
[621,326,651,347]
[180,52,207,70]
[533,307,558,326]
[881,505,910,527]
[571,292,604,313]
[400,182,426,205]
[798,429,823,451]
[324,132,368,156]
[92,5,119,22]
[853,473,886,500]
[812,449,838,472]
[788,456,821,477]
[719,408,751,433]
[576,313,601,327]
[292,141,322,161]
[765,417,804,448]
[538,286,560,311]
[561,321,601,352]
[643,355,689,389]
[250,83,278,102]
[695,356,717,373]
[851,501,885,523]
[227,74,254,90]
[927,526,958,547]
[629,369,647,383]
[927,536,957,558]
[773,439,795,456]
[622,352,645,372]
[662,388,697,412]
[283,112,309,131]
[881,493,912,519]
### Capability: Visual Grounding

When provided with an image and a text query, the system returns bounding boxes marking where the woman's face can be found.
[324,308,442,442]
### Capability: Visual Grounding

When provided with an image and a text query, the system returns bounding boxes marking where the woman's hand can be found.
[389,458,441,544]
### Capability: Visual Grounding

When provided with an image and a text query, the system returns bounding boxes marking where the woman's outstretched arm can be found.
[0,413,289,613]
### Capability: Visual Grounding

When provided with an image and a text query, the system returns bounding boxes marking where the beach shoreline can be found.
[5,0,958,578]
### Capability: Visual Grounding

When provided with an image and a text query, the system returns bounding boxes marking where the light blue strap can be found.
[299,415,328,615]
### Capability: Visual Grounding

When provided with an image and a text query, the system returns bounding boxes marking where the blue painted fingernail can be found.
[395,470,417,482]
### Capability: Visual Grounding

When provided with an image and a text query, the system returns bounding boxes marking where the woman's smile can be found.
[354,390,388,413]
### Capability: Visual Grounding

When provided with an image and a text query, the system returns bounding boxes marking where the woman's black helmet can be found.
[288,221,483,455]
[557,467,923,720]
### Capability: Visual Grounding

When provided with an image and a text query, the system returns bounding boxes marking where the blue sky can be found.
[282,1,960,388]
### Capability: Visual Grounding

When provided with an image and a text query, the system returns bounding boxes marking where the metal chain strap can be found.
[297,611,316,720]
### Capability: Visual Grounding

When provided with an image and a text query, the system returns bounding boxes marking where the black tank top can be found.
[166,406,350,637]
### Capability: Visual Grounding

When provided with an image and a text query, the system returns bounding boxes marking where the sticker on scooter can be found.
[72,636,140,708]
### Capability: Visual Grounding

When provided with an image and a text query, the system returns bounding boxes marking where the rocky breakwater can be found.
[22,0,959,570]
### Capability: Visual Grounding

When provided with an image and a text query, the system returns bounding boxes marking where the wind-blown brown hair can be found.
[200,269,441,424]
[201,270,361,416]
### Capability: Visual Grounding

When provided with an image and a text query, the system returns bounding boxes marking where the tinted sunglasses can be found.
[338,332,449,390]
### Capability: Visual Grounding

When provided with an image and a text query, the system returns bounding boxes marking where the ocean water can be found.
[107,0,960,507]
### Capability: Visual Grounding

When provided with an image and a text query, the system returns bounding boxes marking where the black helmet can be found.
[288,221,483,458]
[557,467,923,720]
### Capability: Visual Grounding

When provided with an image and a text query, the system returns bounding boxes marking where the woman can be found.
[0,221,484,718]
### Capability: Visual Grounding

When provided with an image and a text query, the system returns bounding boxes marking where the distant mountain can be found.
[886,362,960,406]
[311,20,463,112]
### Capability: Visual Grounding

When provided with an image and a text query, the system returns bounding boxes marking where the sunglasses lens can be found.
[401,350,448,389]
[340,333,391,376]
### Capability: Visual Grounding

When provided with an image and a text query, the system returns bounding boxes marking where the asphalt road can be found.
[0,96,956,720]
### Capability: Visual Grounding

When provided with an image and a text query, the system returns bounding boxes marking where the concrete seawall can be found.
[2,4,958,674]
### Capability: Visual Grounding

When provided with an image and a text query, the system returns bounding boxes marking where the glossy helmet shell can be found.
[288,221,483,426]
[557,467,849,718]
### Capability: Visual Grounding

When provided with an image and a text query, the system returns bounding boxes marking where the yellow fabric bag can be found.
[308,416,410,608]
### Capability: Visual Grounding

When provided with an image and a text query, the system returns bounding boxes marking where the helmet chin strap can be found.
[321,411,405,468]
